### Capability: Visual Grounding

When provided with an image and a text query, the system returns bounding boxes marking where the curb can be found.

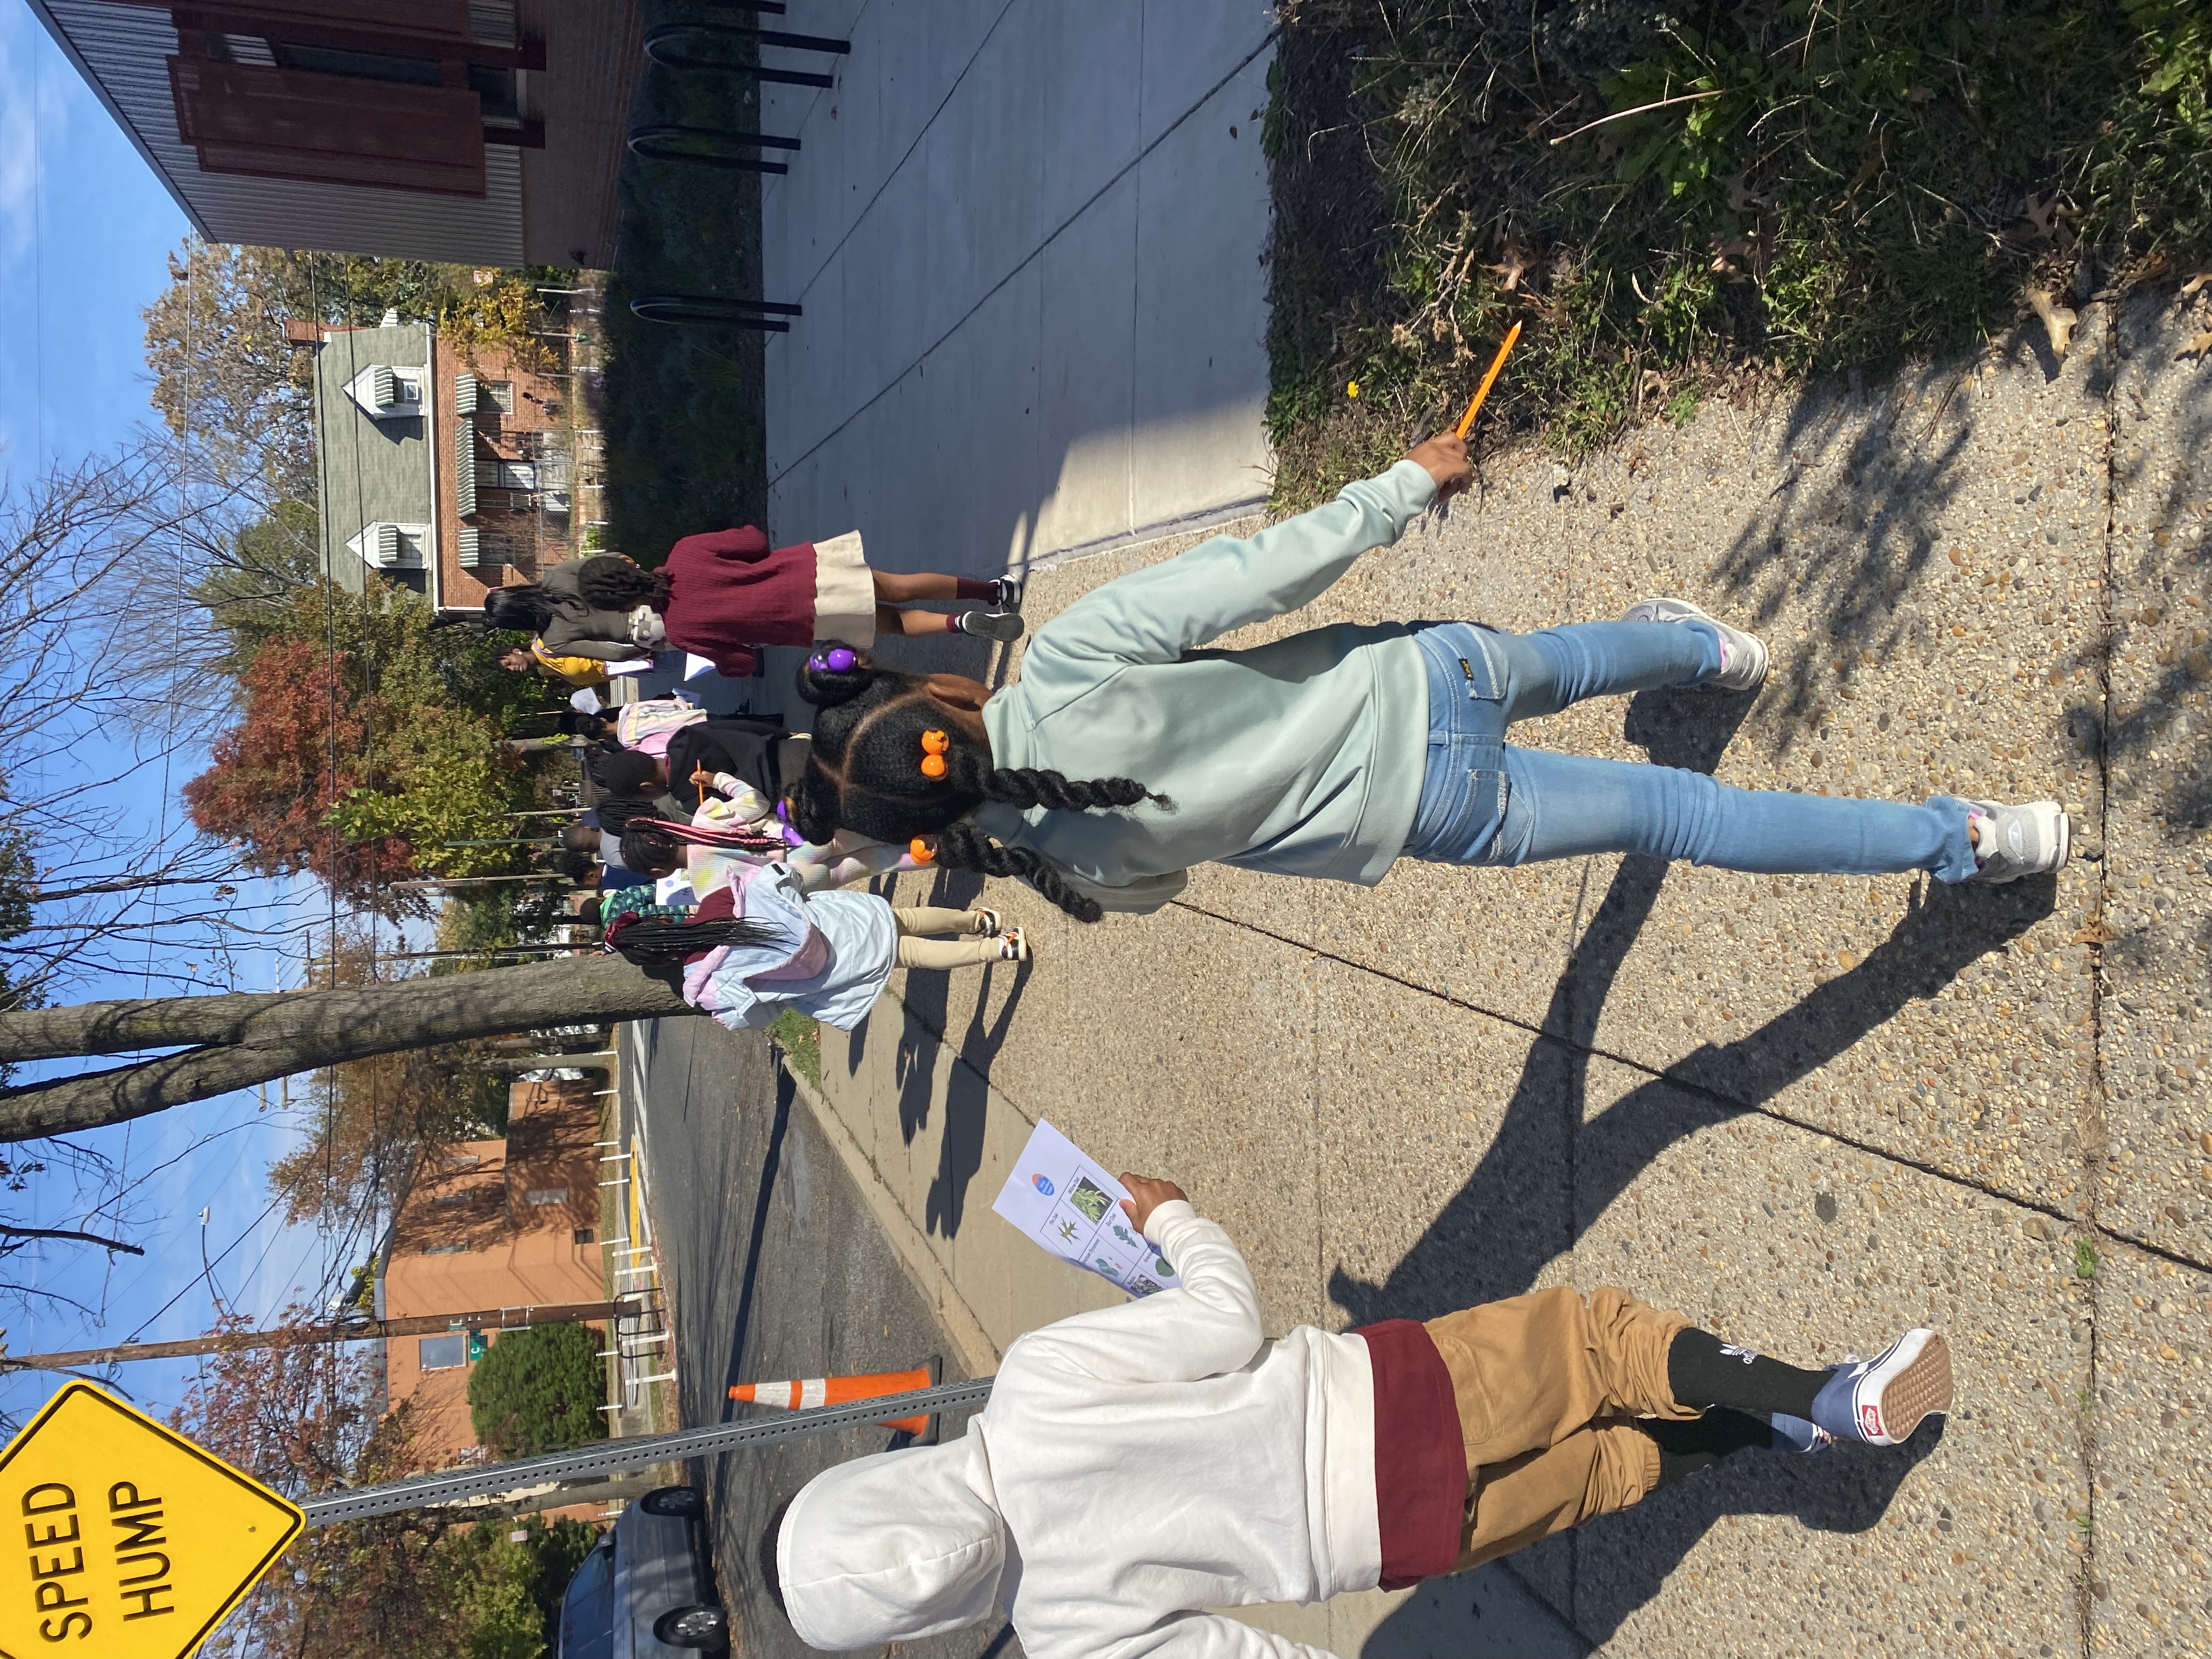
[774,1057,1002,1380]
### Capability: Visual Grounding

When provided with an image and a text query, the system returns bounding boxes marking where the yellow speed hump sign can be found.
[0,1382,302,1659]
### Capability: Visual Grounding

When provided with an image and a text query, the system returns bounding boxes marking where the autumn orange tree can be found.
[182,573,551,918]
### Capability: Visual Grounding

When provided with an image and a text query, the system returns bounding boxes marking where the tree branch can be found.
[0,1224,144,1256]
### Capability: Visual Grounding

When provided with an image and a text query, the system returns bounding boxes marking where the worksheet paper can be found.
[991,1121,1183,1298]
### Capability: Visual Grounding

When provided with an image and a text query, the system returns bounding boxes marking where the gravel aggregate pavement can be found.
[784,294,2211,1657]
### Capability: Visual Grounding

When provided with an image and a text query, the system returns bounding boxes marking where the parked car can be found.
[557,1485,728,1655]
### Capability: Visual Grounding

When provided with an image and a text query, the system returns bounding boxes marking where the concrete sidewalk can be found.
[758,0,1278,573]
[794,291,2212,1658]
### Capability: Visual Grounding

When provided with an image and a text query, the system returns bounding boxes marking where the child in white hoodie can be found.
[765,1178,1951,1658]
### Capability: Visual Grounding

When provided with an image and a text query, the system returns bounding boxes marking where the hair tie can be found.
[599,910,644,953]
[909,837,937,866]
[808,646,858,674]
[918,729,950,778]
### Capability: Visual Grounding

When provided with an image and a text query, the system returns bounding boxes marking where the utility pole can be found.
[0,1298,644,1373]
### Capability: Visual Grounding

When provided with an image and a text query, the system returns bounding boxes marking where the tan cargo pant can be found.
[1424,1286,1696,1571]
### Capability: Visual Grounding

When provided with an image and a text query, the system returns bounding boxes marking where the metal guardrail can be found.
[297,1379,997,1526]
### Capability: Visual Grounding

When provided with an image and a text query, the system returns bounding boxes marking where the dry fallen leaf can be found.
[2182,331,2212,360]
[2180,272,2212,297]
[1490,245,1528,292]
[2027,287,2076,359]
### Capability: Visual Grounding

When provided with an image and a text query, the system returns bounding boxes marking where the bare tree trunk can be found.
[0,1299,645,1372]
[0,957,696,1142]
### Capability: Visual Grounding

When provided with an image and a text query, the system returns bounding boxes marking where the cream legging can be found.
[891,906,1002,970]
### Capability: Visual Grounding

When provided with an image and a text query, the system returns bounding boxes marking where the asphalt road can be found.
[628,1015,1013,1659]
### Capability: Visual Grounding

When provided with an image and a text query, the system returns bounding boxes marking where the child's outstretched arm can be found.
[1016,1176,1265,1385]
[1032,438,1469,669]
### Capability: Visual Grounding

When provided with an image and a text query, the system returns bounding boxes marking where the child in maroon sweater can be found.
[487,533,1023,679]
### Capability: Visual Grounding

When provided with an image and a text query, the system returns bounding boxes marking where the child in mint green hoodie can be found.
[784,436,2069,921]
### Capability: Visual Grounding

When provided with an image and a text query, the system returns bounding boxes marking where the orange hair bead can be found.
[909,837,938,866]
[919,753,948,778]
[919,730,950,754]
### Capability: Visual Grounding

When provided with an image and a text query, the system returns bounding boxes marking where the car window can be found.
[557,1539,617,1659]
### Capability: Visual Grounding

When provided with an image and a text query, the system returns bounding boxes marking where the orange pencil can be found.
[1454,322,1523,438]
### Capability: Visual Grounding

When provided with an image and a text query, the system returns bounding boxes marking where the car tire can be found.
[640,1486,705,1519]
[653,1604,729,1651]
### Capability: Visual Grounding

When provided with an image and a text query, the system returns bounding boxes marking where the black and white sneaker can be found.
[989,575,1025,611]
[956,610,1026,644]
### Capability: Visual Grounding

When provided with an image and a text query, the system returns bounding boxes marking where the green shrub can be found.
[467,1323,608,1457]
[1267,0,2212,506]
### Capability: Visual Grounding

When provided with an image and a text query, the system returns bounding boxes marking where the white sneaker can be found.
[969,908,1005,937]
[1963,799,2070,883]
[995,927,1032,963]
[1616,597,1768,692]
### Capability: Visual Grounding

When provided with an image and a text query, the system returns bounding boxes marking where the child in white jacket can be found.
[765,1180,1951,1658]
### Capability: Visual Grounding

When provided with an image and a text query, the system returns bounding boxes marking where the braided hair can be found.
[483,586,556,633]
[482,557,667,635]
[619,815,787,878]
[573,555,669,611]
[593,794,656,841]
[604,910,777,966]
[789,654,1166,923]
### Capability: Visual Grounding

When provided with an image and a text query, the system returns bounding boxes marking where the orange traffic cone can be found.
[729,1357,939,1436]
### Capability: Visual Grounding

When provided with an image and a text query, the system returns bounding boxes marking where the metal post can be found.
[298,1380,999,1524]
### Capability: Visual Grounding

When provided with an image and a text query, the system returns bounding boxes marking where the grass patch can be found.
[1266,0,2212,507]
[596,0,769,563]
[769,1008,821,1090]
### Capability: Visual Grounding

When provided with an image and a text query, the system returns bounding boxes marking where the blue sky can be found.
[0,0,337,1426]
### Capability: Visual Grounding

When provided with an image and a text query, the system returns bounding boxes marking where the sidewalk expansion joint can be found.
[1165,895,2212,1280]
[769,24,1283,490]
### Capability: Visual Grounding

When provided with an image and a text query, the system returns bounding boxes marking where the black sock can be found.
[1666,1328,1827,1419]
[1643,1410,1779,1487]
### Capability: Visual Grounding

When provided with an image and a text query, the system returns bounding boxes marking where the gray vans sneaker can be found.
[1963,799,2070,882]
[1616,597,1769,692]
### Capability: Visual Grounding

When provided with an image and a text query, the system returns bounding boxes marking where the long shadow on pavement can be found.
[1330,685,2052,1643]
[718,1069,795,1410]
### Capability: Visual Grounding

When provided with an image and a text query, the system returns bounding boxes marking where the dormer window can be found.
[343,362,426,420]
[347,522,428,567]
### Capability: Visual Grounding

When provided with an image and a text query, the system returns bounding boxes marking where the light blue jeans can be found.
[1403,622,1979,881]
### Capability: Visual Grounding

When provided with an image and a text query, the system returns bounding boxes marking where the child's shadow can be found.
[1335,682,2047,1639]
[853,863,1034,1238]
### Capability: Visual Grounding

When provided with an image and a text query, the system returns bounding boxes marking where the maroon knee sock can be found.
[953,577,996,602]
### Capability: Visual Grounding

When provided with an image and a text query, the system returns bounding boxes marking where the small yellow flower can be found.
[1346,379,1362,399]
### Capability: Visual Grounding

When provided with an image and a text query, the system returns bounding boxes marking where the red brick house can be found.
[380,1078,606,1466]
[307,315,579,613]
